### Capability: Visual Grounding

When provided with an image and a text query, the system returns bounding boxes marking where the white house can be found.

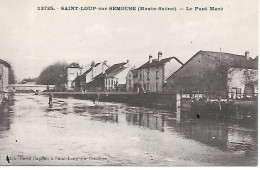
[104,60,132,91]
[66,62,82,90]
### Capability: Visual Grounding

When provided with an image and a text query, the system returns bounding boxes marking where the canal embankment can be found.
[42,92,176,109]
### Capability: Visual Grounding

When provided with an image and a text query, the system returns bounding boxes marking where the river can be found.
[0,94,257,165]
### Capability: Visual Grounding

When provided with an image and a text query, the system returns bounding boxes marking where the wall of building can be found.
[138,66,164,92]
[105,67,131,91]
[137,59,182,93]
[67,67,81,88]
[0,64,9,92]
[164,60,182,81]
[126,71,133,91]
[105,77,117,91]
[166,52,229,93]
[167,53,204,93]
[93,63,108,78]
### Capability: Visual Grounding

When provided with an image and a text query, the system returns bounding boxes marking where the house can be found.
[79,61,108,91]
[0,59,10,92]
[77,60,132,92]
[136,52,183,92]
[104,60,132,91]
[66,62,82,90]
[227,53,258,99]
[126,69,138,92]
[166,50,258,98]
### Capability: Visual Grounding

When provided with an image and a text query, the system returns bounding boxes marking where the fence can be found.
[181,90,258,101]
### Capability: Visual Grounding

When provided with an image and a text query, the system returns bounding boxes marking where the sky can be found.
[0,0,258,81]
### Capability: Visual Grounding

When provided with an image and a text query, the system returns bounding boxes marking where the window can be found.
[139,73,142,81]
[105,79,107,85]
[147,83,150,91]
[156,82,159,91]
[237,88,241,94]
[147,72,150,80]
[129,80,131,86]
[108,79,110,86]
[111,80,113,85]
[144,84,146,90]
[156,71,159,79]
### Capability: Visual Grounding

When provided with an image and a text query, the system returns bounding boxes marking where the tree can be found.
[37,62,68,85]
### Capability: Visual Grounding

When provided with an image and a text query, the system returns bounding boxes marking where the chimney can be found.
[91,61,95,67]
[245,51,250,59]
[102,60,107,73]
[158,51,162,61]
[149,54,152,63]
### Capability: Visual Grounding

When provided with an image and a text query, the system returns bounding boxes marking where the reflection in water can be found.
[0,95,14,133]
[126,113,165,132]
[0,107,11,132]
[124,106,257,153]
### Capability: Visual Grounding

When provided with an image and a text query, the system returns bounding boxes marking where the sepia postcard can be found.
[0,0,258,166]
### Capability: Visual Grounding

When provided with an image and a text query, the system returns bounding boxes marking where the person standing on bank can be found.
[49,94,53,106]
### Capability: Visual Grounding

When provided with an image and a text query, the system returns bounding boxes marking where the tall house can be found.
[66,62,82,90]
[0,59,10,92]
[137,52,183,92]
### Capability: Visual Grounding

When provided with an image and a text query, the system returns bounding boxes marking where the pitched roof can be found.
[106,67,127,78]
[199,50,258,69]
[90,62,128,79]
[0,59,11,68]
[72,75,81,83]
[105,62,126,74]
[81,67,92,76]
[105,62,128,78]
[93,73,105,79]
[166,50,258,80]
[138,57,181,69]
[67,62,81,68]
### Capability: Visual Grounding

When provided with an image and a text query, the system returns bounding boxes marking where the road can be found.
[0,94,257,165]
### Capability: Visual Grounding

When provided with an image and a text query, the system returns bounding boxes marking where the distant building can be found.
[126,69,138,92]
[74,60,132,92]
[66,62,82,90]
[166,50,258,98]
[136,52,183,92]
[78,61,109,91]
[0,59,10,92]
[104,60,132,91]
